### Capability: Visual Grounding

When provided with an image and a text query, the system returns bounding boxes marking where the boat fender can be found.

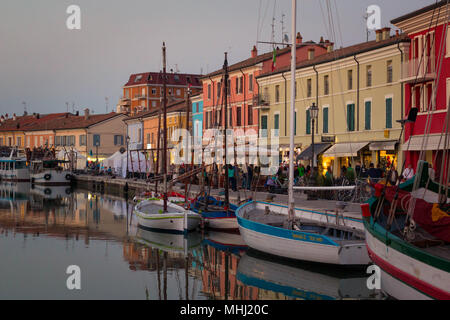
[44,174,51,181]
[65,188,71,195]
[44,188,51,195]
[65,174,72,180]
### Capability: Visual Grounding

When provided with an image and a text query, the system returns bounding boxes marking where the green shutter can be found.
[274,114,280,137]
[365,101,371,130]
[386,98,392,128]
[261,115,268,137]
[323,107,328,133]
[294,111,297,135]
[306,110,311,134]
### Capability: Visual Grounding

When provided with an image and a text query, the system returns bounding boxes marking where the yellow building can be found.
[256,29,410,176]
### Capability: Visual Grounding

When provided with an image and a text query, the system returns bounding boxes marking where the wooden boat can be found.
[0,149,29,182]
[191,195,239,230]
[236,201,369,265]
[134,199,201,234]
[361,161,450,300]
[30,159,72,186]
[237,251,376,300]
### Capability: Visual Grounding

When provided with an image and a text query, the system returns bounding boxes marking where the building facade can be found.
[200,36,328,149]
[257,30,410,176]
[117,72,202,115]
[392,1,450,177]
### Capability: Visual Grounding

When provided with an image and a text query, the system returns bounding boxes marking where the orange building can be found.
[117,72,202,115]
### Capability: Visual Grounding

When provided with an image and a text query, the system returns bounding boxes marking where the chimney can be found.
[84,108,90,120]
[327,42,334,53]
[13,113,17,121]
[251,45,258,58]
[375,29,383,42]
[382,27,391,40]
[307,48,315,60]
[76,111,79,116]
[395,30,400,37]
[0,116,4,123]
[5,114,8,119]
[296,32,302,44]
[23,110,28,116]
[319,36,325,45]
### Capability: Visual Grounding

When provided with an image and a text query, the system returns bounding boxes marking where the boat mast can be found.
[223,53,230,210]
[162,42,168,212]
[288,0,296,227]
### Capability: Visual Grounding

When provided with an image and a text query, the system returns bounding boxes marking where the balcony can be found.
[253,94,270,110]
[401,56,436,83]
[133,94,148,100]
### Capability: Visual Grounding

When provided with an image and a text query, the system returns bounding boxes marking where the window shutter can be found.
[323,107,328,133]
[365,101,371,130]
[386,98,392,128]
[306,109,311,134]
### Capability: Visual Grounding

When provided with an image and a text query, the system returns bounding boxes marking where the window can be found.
[70,136,76,146]
[93,134,101,147]
[239,77,243,94]
[307,79,312,98]
[55,136,61,146]
[49,136,53,146]
[142,88,146,96]
[306,109,311,134]
[274,114,279,137]
[152,101,157,108]
[348,70,353,90]
[217,82,221,99]
[347,104,355,132]
[114,135,124,146]
[125,89,130,99]
[426,83,433,111]
[324,75,329,95]
[237,106,242,126]
[387,60,393,83]
[152,88,156,95]
[275,85,280,102]
[17,137,21,147]
[135,75,142,82]
[39,136,43,146]
[235,78,239,94]
[367,66,372,87]
[414,86,422,111]
[249,74,254,92]
[323,107,329,133]
[228,108,232,126]
[248,105,253,125]
[208,84,211,100]
[0,138,3,146]
[138,129,142,142]
[386,98,393,129]
[261,115,268,137]
[365,101,371,130]
[176,89,181,96]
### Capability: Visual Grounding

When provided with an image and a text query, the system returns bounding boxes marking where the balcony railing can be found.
[401,55,435,83]
[253,94,270,109]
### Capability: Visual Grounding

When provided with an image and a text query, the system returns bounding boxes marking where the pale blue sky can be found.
[0,0,432,115]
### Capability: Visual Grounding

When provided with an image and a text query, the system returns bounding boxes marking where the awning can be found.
[297,143,331,161]
[369,140,397,151]
[402,134,450,151]
[322,142,369,158]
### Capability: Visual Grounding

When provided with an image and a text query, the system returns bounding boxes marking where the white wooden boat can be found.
[236,201,369,265]
[203,230,247,253]
[0,157,29,182]
[30,160,72,186]
[134,199,201,234]
[237,252,376,300]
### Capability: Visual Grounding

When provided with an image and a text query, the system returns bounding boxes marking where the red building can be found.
[201,34,329,142]
[392,1,450,175]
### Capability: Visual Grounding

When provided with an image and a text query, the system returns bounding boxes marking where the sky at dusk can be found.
[0,0,433,115]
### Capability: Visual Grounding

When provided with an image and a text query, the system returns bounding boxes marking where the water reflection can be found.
[0,183,381,300]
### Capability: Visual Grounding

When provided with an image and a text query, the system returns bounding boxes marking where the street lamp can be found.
[126,135,130,178]
[309,103,319,168]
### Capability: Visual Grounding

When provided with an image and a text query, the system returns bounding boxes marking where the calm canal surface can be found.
[0,183,379,300]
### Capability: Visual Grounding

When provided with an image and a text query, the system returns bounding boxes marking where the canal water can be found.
[0,183,380,300]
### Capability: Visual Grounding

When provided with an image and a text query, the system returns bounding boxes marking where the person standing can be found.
[402,164,415,182]
[388,166,399,186]
[247,164,253,190]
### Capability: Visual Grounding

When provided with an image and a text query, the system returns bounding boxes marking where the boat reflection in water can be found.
[236,250,379,300]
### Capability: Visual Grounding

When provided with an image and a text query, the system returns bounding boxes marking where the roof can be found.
[391,0,449,24]
[0,113,71,132]
[124,72,202,87]
[125,100,188,121]
[23,112,125,131]
[201,42,324,79]
[257,34,410,78]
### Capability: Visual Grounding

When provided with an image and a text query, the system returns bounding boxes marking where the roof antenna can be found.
[105,97,109,113]
[363,11,370,42]
[66,102,69,112]
[281,13,286,47]
[22,101,27,114]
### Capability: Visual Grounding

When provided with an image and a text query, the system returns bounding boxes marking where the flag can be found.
[271,48,277,72]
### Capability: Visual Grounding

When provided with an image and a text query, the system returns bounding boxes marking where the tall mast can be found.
[223,53,230,209]
[162,42,168,212]
[288,0,296,227]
